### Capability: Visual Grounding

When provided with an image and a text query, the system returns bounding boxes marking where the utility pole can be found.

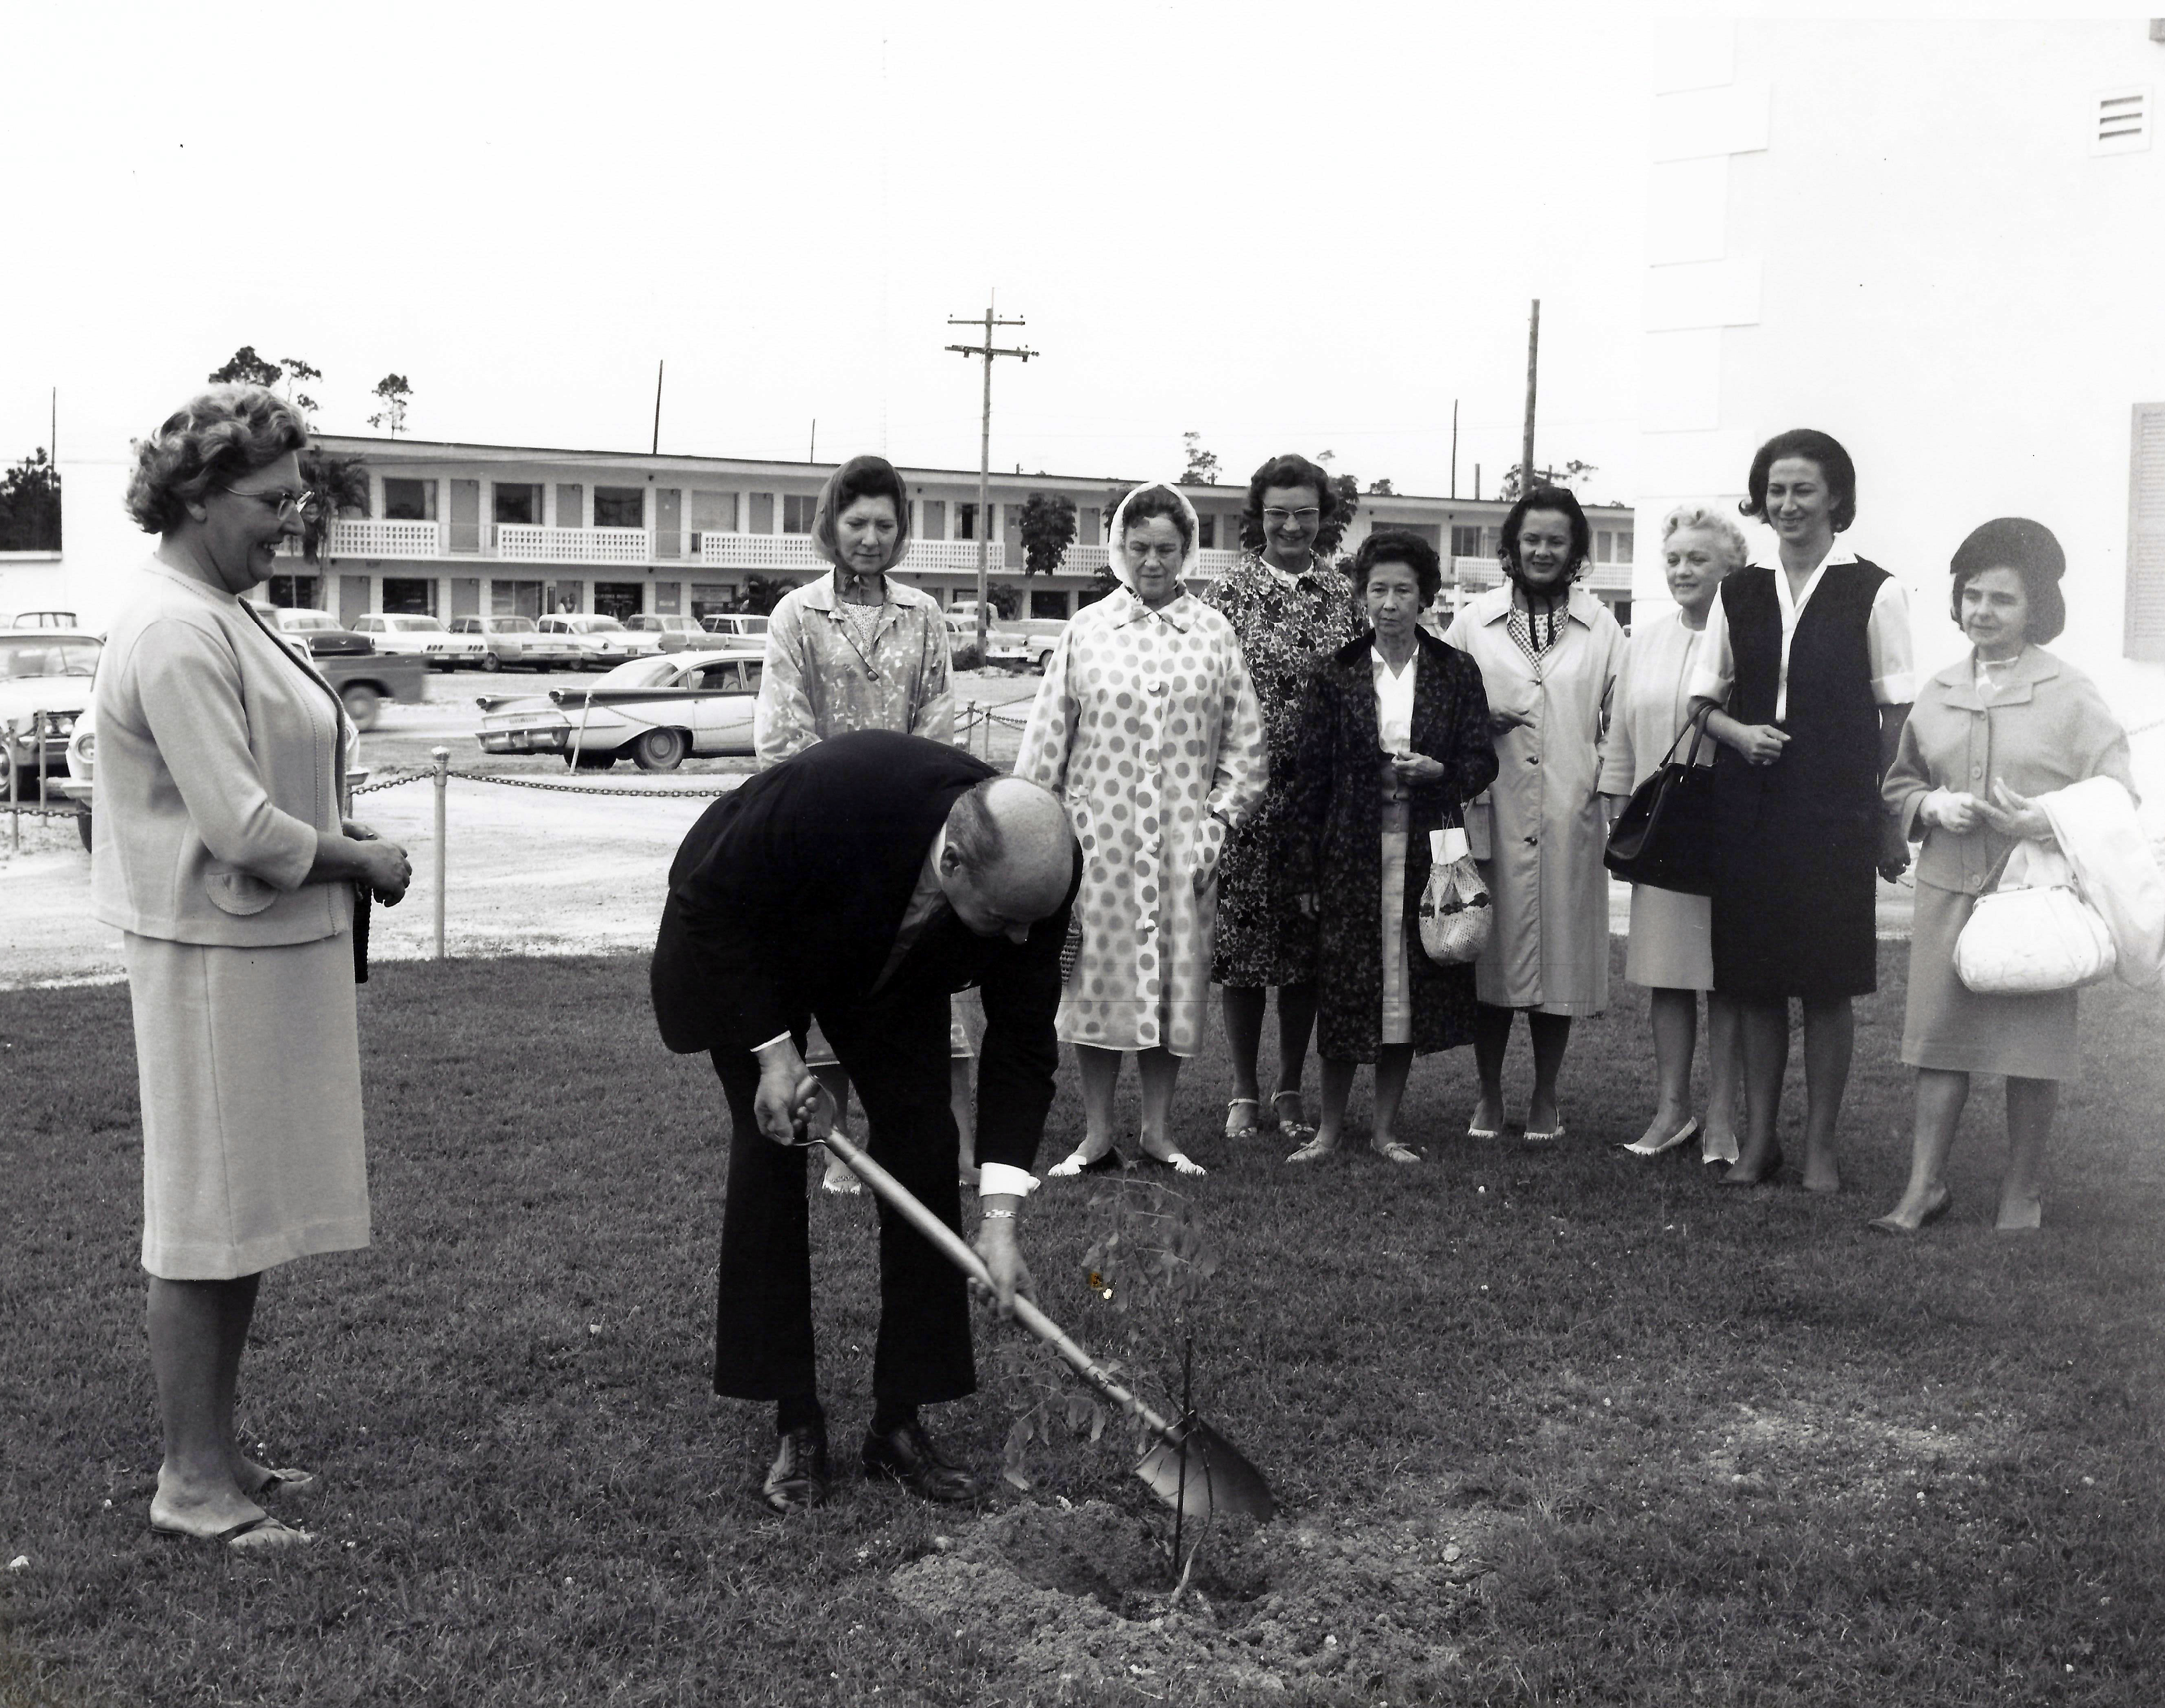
[651,361,665,455]
[1450,398,1458,501]
[945,300,1035,653]
[1520,301,1540,502]
[809,419,817,463]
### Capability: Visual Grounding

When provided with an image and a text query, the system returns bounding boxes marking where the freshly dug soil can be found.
[890,1486,1490,1704]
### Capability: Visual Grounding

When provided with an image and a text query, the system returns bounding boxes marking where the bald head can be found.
[939,776,1077,941]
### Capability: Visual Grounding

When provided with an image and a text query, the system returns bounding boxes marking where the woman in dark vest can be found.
[1688,429,1915,1192]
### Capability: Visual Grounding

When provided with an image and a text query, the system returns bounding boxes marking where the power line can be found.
[944,298,1035,649]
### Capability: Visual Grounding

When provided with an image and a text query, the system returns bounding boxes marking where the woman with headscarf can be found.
[756,456,971,1192]
[1599,503,1748,1164]
[1015,483,1267,1177]
[1872,518,2134,1233]
[1690,429,1914,1194]
[1200,453,1362,1148]
[1443,487,1626,1147]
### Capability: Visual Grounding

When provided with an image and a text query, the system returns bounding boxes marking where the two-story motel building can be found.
[260,435,1639,628]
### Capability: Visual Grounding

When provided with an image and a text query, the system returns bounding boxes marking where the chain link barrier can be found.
[351,768,734,799]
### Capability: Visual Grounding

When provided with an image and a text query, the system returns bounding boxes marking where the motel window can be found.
[1615,529,1633,564]
[554,484,584,526]
[593,582,643,621]
[956,503,978,541]
[1449,525,1484,559]
[783,494,818,534]
[920,500,946,540]
[594,487,644,529]
[1077,507,1101,547]
[690,490,737,535]
[382,577,437,616]
[382,478,436,521]
[1031,590,1070,619]
[493,484,541,525]
[1196,515,1216,549]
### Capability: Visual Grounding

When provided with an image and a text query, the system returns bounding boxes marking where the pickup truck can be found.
[946,606,1064,672]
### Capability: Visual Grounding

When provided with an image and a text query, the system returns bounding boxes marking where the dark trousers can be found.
[710,976,973,1412]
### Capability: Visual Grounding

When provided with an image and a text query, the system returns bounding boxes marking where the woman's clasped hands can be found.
[342,819,413,904]
[1919,780,2054,845]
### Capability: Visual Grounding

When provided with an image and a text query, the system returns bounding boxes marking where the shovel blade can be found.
[1133,1415,1276,1524]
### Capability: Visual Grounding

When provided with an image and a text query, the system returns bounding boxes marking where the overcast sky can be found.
[1,3,2002,503]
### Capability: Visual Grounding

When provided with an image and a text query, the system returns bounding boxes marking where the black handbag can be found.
[1603,706,1718,895]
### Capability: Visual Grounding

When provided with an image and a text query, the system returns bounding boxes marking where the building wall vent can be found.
[2094,86,2152,155]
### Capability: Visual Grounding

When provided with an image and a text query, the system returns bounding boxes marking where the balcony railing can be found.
[493,524,650,564]
[1452,556,1634,594]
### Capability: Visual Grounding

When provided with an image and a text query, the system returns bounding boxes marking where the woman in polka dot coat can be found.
[1016,483,1267,1176]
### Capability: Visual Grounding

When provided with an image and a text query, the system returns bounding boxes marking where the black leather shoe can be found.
[861,1419,981,1503]
[762,1424,830,1512]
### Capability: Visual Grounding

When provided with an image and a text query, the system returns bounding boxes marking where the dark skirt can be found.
[1712,755,1878,1001]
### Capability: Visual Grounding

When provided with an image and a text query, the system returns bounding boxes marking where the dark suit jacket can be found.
[651,729,1077,1174]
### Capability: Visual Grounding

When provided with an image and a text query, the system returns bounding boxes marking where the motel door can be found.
[449,480,481,553]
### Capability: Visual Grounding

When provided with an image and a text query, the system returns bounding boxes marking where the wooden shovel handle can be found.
[815,1128,1171,1436]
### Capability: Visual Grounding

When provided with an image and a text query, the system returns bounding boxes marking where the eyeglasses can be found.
[221,486,324,521]
[1261,507,1321,526]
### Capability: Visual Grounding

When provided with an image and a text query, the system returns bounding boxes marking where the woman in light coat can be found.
[1016,483,1267,1176]
[1599,504,1745,1164]
[95,386,412,1550]
[1872,518,2134,1233]
[1443,487,1624,1145]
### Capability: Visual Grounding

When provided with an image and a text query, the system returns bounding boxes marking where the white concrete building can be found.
[1633,17,2165,725]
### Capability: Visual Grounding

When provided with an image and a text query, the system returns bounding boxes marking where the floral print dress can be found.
[1015,587,1267,1057]
[1200,552,1362,988]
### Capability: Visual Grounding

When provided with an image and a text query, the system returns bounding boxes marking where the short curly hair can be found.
[1500,487,1592,582]
[1238,453,1340,554]
[1660,503,1749,568]
[126,385,309,534]
[1351,529,1443,608]
[1739,428,1857,533]
[1949,516,2067,645]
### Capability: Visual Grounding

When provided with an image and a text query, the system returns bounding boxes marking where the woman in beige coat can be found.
[1444,488,1624,1145]
[95,386,412,1550]
[1872,518,2133,1233]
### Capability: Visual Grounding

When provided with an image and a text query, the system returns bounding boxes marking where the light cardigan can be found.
[92,556,354,946]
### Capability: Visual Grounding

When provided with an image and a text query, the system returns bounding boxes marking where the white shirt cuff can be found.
[750,1032,795,1057]
[978,1163,1039,1199]
[1685,667,1730,704]
[1871,671,1916,706]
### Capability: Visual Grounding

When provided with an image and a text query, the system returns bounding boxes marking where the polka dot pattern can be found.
[1014,589,1267,1056]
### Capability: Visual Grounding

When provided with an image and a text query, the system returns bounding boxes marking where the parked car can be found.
[623,613,708,653]
[474,647,765,771]
[0,627,100,796]
[4,610,83,630]
[350,612,493,670]
[944,607,1056,673]
[254,604,375,658]
[536,613,648,669]
[698,613,770,640]
[446,614,586,672]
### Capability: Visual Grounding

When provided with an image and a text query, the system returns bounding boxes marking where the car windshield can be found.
[277,612,338,630]
[578,617,628,633]
[391,617,446,632]
[592,657,679,688]
[0,638,101,679]
[737,616,768,634]
[492,618,537,633]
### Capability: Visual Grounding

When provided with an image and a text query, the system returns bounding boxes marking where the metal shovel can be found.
[813,1125,1276,1524]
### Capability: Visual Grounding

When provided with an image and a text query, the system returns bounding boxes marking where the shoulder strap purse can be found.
[1603,704,1720,896]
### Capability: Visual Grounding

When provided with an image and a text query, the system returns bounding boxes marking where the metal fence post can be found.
[36,711,51,813]
[5,722,17,853]
[432,745,449,962]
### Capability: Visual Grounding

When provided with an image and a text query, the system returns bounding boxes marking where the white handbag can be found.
[1418,827,1491,966]
[1953,841,2116,995]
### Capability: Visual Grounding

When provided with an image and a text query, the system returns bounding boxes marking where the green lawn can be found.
[2,949,2161,1706]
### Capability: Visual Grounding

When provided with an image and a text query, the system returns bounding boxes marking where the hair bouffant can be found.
[126,385,308,534]
[1739,428,1857,533]
[1238,453,1340,554]
[1660,502,1749,568]
[1352,528,1443,608]
[1949,516,2067,645]
[1500,486,1592,581]
[1117,484,1195,555]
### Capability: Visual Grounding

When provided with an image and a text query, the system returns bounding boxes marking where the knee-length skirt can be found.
[1900,885,2078,1080]
[125,932,371,1280]
[1625,885,1714,991]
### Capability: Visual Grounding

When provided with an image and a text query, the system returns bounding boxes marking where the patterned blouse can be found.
[1200,552,1362,818]
[753,572,954,767]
